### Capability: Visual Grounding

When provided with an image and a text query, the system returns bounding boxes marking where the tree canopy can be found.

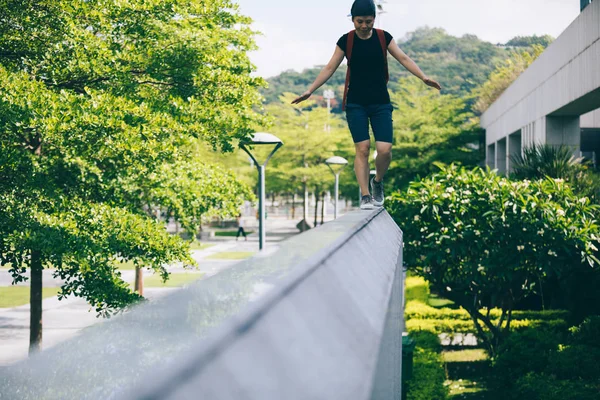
[388,77,481,189]
[259,93,354,196]
[388,165,600,353]
[473,45,545,114]
[0,0,264,316]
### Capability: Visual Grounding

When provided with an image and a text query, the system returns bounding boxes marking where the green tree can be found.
[388,165,600,354]
[262,68,346,111]
[388,77,481,189]
[505,35,554,48]
[474,45,545,114]
[0,0,264,350]
[390,27,507,99]
[260,94,354,225]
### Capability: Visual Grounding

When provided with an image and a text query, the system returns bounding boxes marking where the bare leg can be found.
[374,142,392,182]
[354,140,371,196]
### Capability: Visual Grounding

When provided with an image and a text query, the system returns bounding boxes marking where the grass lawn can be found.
[189,242,215,251]
[445,378,487,399]
[0,286,61,308]
[442,349,488,363]
[444,349,490,399]
[204,252,255,260]
[142,272,204,288]
[214,230,254,237]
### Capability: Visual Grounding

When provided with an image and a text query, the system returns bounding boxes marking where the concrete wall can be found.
[0,210,405,400]
[581,108,600,128]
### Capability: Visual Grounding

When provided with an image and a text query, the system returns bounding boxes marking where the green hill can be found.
[261,27,551,111]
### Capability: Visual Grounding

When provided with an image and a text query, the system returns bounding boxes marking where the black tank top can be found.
[337,30,393,106]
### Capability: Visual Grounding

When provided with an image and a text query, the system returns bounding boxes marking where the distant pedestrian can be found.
[292,0,441,210]
[236,214,247,241]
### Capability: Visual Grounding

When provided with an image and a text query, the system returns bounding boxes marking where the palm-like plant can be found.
[511,144,600,203]
[511,144,584,180]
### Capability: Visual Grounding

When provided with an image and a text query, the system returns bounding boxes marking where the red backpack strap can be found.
[342,31,355,111]
[375,29,389,83]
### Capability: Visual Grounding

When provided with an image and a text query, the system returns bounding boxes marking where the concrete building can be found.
[481,0,600,174]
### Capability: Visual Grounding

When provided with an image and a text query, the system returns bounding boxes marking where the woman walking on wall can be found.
[292,0,441,210]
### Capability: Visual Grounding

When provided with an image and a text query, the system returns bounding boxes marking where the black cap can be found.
[351,0,376,18]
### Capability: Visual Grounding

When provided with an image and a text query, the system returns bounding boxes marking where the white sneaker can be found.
[360,195,375,210]
[371,177,384,207]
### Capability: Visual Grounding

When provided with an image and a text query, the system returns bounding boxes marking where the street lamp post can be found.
[325,156,349,219]
[240,132,283,250]
[323,89,335,132]
[375,0,387,28]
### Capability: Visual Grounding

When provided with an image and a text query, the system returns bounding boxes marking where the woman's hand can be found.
[423,77,442,91]
[291,90,312,104]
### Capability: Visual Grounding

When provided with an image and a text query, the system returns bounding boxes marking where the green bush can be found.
[406,318,478,335]
[509,319,567,332]
[405,278,430,304]
[548,344,600,381]
[514,373,600,400]
[569,315,600,347]
[406,348,448,400]
[389,164,600,353]
[492,329,563,383]
[406,300,569,322]
[405,300,470,320]
[409,330,442,352]
[491,318,600,398]
[404,278,448,400]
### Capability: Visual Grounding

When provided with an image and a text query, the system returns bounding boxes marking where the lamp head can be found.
[325,156,349,175]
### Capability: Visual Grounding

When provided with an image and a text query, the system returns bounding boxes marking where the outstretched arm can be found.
[388,40,442,91]
[292,46,346,104]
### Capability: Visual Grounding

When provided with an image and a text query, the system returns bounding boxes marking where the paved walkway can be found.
[0,216,308,366]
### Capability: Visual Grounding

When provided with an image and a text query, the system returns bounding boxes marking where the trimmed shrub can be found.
[406,300,569,322]
[405,277,430,304]
[515,373,600,400]
[406,348,448,400]
[492,329,563,384]
[569,315,600,347]
[409,330,442,352]
[548,344,600,381]
[491,318,600,398]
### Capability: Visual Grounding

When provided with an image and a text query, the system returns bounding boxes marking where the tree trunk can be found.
[303,182,308,222]
[29,250,43,353]
[320,191,326,225]
[313,189,320,228]
[291,192,296,219]
[134,265,144,296]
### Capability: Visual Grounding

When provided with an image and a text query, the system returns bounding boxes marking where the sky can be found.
[234,0,581,78]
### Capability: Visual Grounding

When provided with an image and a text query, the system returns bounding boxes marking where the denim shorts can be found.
[345,103,394,143]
